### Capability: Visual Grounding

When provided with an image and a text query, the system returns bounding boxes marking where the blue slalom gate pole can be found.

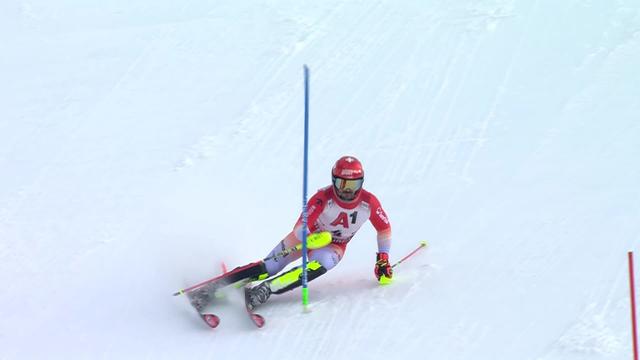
[301,65,310,307]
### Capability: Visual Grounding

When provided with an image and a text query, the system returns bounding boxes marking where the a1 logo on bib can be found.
[330,211,358,228]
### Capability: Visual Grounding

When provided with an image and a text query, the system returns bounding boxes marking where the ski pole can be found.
[392,241,428,268]
[379,241,428,285]
[262,243,306,262]
[262,231,331,262]
[173,267,243,296]
[630,251,639,360]
[173,232,332,296]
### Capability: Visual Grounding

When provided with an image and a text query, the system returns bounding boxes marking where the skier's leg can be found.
[263,231,302,276]
[271,243,346,293]
[308,242,346,271]
[191,232,305,312]
[246,244,346,309]
[188,261,270,311]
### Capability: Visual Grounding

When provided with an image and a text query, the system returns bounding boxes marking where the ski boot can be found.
[245,282,272,311]
[186,283,219,312]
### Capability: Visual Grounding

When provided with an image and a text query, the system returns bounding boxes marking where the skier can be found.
[188,155,393,312]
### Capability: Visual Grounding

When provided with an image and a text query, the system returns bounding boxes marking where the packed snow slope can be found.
[2,1,640,359]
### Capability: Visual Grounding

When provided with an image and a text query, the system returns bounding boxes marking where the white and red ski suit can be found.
[264,185,392,275]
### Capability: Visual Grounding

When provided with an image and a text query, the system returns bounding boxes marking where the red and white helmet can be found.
[331,156,364,202]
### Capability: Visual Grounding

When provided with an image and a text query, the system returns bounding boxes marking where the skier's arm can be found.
[276,192,327,253]
[369,194,393,281]
[368,194,392,254]
[291,190,327,241]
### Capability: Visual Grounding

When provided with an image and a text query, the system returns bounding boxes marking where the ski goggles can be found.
[332,177,364,192]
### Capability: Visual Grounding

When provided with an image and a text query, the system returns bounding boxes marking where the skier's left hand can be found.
[374,252,393,281]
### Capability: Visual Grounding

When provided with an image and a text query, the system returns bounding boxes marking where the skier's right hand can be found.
[374,252,393,281]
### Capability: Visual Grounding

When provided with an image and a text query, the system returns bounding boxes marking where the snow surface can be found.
[1,1,640,359]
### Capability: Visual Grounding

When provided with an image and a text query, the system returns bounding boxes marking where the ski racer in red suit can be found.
[188,156,393,311]
[243,155,393,308]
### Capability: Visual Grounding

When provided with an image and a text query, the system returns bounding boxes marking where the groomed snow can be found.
[1,1,639,359]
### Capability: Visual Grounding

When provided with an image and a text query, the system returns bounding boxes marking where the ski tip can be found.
[251,314,266,328]
[378,275,393,285]
[201,314,221,328]
[420,241,428,247]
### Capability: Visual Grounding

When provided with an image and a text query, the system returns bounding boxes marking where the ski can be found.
[186,285,267,329]
[244,287,266,328]
[185,300,221,329]
[200,313,221,328]
[184,288,222,329]
[172,232,332,297]
[174,261,265,297]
